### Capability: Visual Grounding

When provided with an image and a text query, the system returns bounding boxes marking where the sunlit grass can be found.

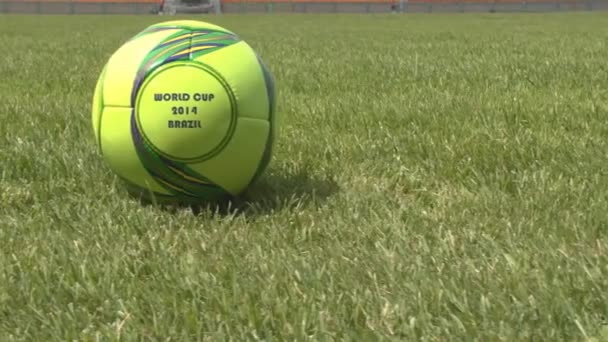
[0,13,607,340]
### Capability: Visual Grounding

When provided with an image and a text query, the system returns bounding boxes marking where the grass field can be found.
[1,12,608,340]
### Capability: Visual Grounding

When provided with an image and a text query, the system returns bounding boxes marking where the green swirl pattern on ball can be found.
[128,26,241,201]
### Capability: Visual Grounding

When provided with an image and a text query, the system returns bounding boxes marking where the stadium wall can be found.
[0,0,606,14]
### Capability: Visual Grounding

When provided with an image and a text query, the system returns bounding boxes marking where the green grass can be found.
[1,12,608,340]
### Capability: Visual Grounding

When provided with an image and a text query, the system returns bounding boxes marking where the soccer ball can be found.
[91,20,276,203]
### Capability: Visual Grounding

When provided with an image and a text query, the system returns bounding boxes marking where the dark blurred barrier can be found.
[0,0,606,14]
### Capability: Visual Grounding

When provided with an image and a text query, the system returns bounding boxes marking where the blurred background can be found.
[1,0,606,15]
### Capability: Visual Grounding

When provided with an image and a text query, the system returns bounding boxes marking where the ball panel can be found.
[119,173,230,204]
[188,31,241,60]
[141,162,230,201]
[91,65,106,146]
[99,106,171,196]
[191,118,270,195]
[248,60,277,186]
[102,29,181,107]
[135,62,236,162]
[148,20,236,35]
[193,42,270,121]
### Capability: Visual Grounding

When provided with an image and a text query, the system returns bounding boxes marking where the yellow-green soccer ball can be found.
[92,20,276,203]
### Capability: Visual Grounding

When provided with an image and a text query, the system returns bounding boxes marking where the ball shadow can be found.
[233,168,340,216]
[141,167,340,218]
